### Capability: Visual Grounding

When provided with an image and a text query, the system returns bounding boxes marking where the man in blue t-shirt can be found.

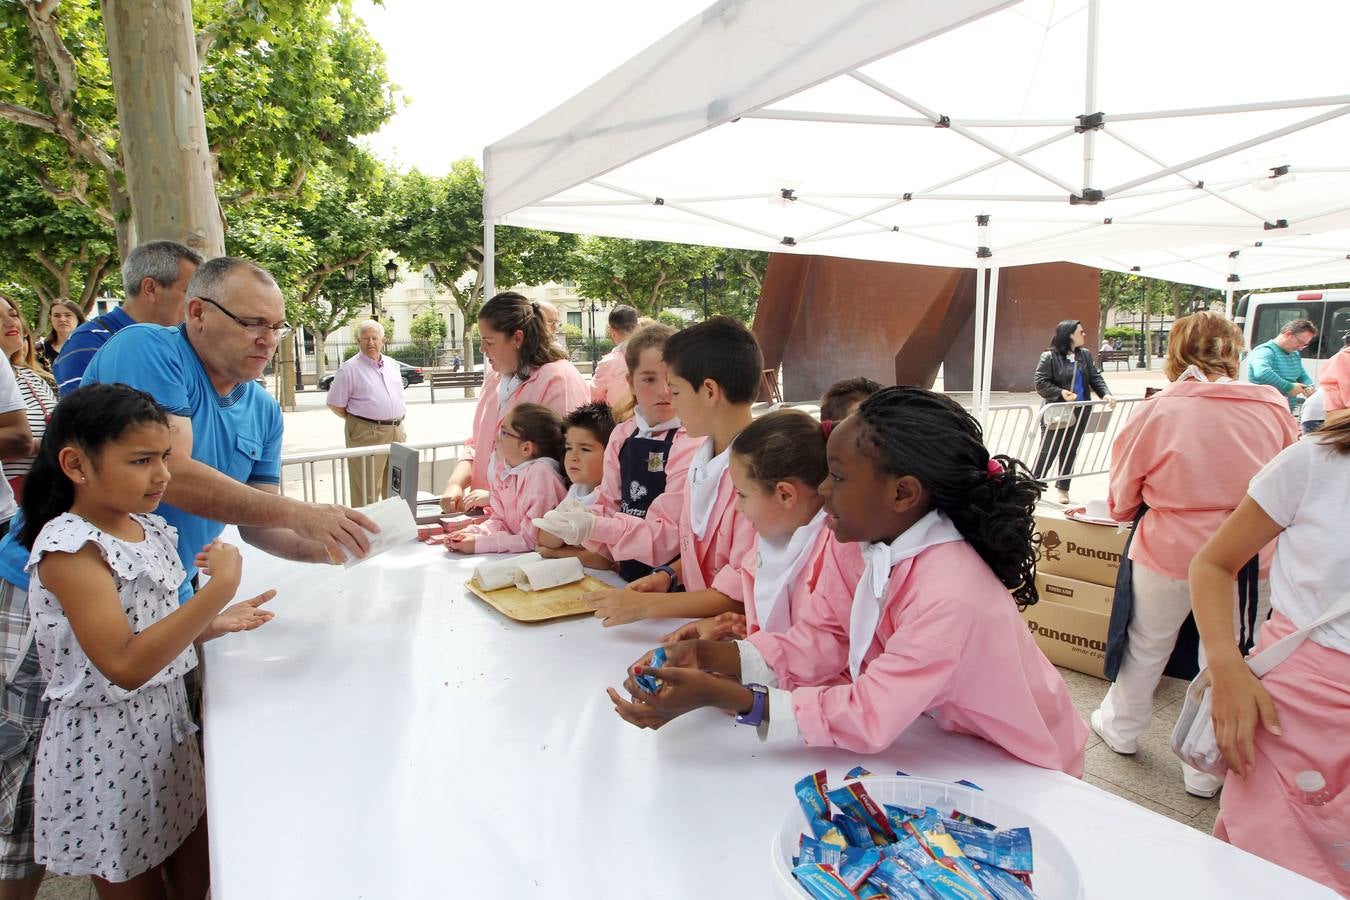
[82,256,376,598]
[52,240,202,396]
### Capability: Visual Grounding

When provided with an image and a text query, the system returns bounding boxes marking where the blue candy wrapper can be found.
[954,779,983,792]
[809,815,850,848]
[799,835,844,869]
[913,862,994,900]
[943,821,1033,874]
[969,861,1037,900]
[792,863,858,900]
[949,810,999,832]
[846,765,874,779]
[869,858,938,899]
[839,847,883,891]
[882,833,936,872]
[796,770,830,821]
[633,646,667,693]
[832,812,875,848]
[827,782,898,844]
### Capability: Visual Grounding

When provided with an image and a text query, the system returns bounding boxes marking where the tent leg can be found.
[1082,0,1101,191]
[972,263,987,421]
[981,266,1001,421]
[1225,288,1233,319]
[484,222,496,299]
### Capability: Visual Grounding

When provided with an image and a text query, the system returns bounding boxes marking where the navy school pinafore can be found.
[616,427,680,583]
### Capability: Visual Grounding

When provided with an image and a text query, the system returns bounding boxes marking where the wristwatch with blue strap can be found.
[736,683,769,727]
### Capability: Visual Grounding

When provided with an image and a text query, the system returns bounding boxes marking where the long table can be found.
[203,536,1336,898]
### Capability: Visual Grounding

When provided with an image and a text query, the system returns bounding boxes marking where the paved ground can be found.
[37,359,1191,899]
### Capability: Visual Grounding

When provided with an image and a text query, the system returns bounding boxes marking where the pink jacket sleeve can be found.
[1321,348,1350,412]
[584,432,700,566]
[1106,403,1152,522]
[592,419,633,516]
[591,351,625,403]
[746,539,856,690]
[462,369,501,463]
[708,510,757,603]
[472,464,568,554]
[789,560,966,753]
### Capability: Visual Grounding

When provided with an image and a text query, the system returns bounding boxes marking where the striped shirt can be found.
[51,306,134,397]
[1246,339,1312,411]
[1,367,54,484]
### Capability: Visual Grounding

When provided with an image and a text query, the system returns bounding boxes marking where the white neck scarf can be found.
[633,409,681,439]
[1176,364,1233,384]
[753,508,829,634]
[565,481,600,506]
[491,453,561,484]
[686,439,730,540]
[848,510,964,680]
[497,367,530,411]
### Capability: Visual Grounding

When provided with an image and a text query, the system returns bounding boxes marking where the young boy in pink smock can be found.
[440,292,589,514]
[449,404,566,554]
[610,387,1088,777]
[534,317,759,627]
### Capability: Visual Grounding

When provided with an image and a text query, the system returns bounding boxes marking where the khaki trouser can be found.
[344,415,406,507]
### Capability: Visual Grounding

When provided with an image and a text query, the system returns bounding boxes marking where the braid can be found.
[855,387,1043,607]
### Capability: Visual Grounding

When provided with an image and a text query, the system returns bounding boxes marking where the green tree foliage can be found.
[572,237,715,317]
[388,159,578,371]
[410,309,448,347]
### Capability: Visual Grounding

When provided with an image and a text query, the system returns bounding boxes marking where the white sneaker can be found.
[1090,709,1137,755]
[1183,764,1223,799]
[1056,489,1072,505]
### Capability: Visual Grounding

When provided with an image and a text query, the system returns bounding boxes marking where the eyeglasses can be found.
[199,297,292,340]
[498,427,525,442]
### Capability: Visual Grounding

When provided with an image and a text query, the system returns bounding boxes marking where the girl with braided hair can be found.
[609,387,1088,774]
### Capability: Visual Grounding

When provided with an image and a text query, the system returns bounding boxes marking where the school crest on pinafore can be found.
[647,452,666,473]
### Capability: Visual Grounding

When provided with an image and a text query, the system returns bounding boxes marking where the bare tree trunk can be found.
[313,330,331,382]
[275,331,297,411]
[100,0,224,259]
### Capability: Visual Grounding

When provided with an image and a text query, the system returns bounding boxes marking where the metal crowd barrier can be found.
[280,439,465,506]
[1019,397,1144,483]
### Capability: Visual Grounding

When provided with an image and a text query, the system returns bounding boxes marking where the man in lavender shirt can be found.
[327,320,407,506]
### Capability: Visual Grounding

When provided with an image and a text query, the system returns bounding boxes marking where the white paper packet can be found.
[473,552,543,590]
[512,557,584,592]
[342,497,418,568]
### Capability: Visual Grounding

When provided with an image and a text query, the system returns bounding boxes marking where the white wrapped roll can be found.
[474,553,543,591]
[513,557,585,592]
[342,497,418,568]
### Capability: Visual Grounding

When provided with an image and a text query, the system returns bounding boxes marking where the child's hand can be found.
[582,587,649,627]
[537,545,615,571]
[530,500,595,546]
[447,533,476,554]
[463,489,490,512]
[199,540,243,589]
[201,590,277,642]
[608,666,746,729]
[660,612,747,643]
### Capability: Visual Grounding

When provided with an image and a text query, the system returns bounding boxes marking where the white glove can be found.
[532,498,596,546]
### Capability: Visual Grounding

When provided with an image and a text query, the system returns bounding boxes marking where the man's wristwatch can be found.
[651,564,679,591]
[736,683,769,727]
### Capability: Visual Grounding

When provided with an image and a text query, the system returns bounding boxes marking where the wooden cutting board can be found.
[464,574,611,622]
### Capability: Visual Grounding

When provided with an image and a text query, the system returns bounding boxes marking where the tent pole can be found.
[1225,288,1234,319]
[1082,0,1100,192]
[972,264,987,423]
[483,222,495,300]
[982,265,1001,422]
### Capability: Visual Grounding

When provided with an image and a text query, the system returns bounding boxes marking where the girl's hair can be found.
[820,377,883,422]
[477,292,566,371]
[20,384,169,547]
[1315,415,1350,455]
[44,299,86,345]
[613,322,677,422]
[854,386,1042,607]
[564,402,616,447]
[505,402,565,467]
[1049,319,1081,356]
[3,297,55,384]
[1164,311,1243,381]
[731,409,828,490]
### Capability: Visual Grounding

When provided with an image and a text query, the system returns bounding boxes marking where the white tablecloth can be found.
[203,536,1335,898]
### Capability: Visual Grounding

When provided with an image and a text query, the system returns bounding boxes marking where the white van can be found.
[1234,289,1350,382]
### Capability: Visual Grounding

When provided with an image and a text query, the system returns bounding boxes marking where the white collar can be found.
[686,439,731,540]
[633,409,682,439]
[753,508,828,633]
[492,454,561,482]
[848,510,964,680]
[1176,364,1233,384]
[565,481,600,506]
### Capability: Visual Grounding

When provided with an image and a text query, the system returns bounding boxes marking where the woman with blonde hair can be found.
[1093,312,1298,798]
[0,297,52,497]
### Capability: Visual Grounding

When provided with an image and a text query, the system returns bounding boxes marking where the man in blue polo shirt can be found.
[52,240,202,396]
[83,256,376,598]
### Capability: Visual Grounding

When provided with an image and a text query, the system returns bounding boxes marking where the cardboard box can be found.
[1033,512,1130,587]
[1021,596,1110,679]
[1035,572,1114,615]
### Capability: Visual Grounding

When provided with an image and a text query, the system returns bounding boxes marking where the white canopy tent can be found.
[481,0,1350,414]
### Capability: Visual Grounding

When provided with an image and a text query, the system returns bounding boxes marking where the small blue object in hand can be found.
[633,646,668,693]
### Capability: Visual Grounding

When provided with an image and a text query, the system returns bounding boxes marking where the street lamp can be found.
[693,262,727,321]
[1136,278,1148,369]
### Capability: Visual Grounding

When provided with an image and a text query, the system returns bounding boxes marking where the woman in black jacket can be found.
[1033,319,1115,503]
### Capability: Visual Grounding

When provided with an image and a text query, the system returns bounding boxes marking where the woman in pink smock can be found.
[1093,312,1297,798]
[1190,418,1350,894]
[440,292,590,513]
[609,387,1088,776]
